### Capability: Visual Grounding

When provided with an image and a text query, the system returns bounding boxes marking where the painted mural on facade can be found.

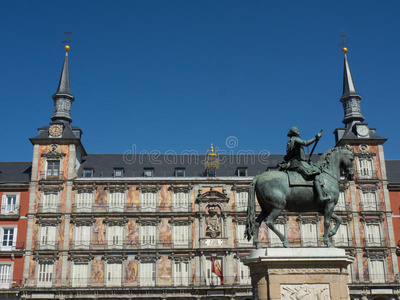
[158,256,172,285]
[159,185,170,211]
[159,218,172,247]
[126,219,139,247]
[91,256,104,285]
[126,186,139,210]
[124,256,138,285]
[93,219,106,247]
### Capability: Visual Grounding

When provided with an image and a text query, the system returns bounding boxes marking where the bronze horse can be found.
[245,146,354,248]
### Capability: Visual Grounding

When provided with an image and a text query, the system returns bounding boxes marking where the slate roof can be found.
[0,162,31,183]
[386,160,400,184]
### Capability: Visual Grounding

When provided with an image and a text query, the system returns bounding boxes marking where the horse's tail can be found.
[245,176,258,241]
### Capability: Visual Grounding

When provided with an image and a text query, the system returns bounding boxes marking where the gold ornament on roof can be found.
[205,143,219,170]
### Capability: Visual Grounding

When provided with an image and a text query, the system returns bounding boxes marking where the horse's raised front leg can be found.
[253,210,267,249]
[266,208,289,248]
[323,202,336,248]
[328,213,342,237]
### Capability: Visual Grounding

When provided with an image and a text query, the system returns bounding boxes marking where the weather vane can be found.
[62,28,73,52]
[338,30,348,53]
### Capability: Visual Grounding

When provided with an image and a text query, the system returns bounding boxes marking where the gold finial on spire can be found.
[338,29,349,53]
[62,28,73,52]
[205,143,219,170]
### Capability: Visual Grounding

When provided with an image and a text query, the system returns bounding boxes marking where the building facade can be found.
[0,47,394,299]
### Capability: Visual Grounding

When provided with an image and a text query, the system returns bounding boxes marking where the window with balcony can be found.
[140,225,156,248]
[108,191,125,212]
[236,223,252,246]
[237,259,251,284]
[37,262,54,287]
[174,261,189,286]
[301,222,318,247]
[106,262,122,286]
[39,225,57,250]
[357,158,375,179]
[172,224,189,248]
[1,194,19,215]
[74,225,91,249]
[365,223,382,247]
[206,257,222,286]
[172,191,189,212]
[0,263,12,288]
[361,191,378,211]
[332,223,349,247]
[235,191,248,211]
[41,192,59,213]
[107,225,124,249]
[335,190,347,211]
[72,263,89,287]
[46,160,60,178]
[75,191,94,212]
[0,227,17,251]
[141,192,158,212]
[268,223,285,247]
[369,259,386,283]
[140,261,156,286]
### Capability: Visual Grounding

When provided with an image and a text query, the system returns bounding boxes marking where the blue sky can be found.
[1,1,399,161]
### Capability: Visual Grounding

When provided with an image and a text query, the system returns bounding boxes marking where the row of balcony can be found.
[0,279,22,289]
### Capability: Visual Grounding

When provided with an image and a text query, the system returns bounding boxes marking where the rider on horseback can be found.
[279,126,330,202]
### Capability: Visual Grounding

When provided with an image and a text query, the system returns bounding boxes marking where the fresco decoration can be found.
[91,256,104,285]
[205,204,222,238]
[94,186,107,212]
[58,217,65,249]
[124,257,138,285]
[37,145,47,180]
[126,219,139,247]
[55,257,62,285]
[28,259,36,285]
[258,222,268,245]
[159,185,171,212]
[230,190,235,211]
[362,256,369,281]
[232,259,238,283]
[66,260,71,285]
[190,189,195,212]
[191,222,195,248]
[158,256,172,285]
[127,186,139,211]
[34,186,40,214]
[159,218,171,247]
[32,221,38,250]
[192,259,196,284]
[69,222,73,249]
[287,216,300,245]
[387,254,394,281]
[60,145,70,181]
[60,188,67,213]
[358,216,366,247]
[93,219,105,247]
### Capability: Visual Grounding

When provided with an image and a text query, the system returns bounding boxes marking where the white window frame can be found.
[1,193,20,215]
[172,224,189,248]
[0,263,13,289]
[106,262,122,286]
[369,258,386,283]
[236,223,252,246]
[108,191,126,212]
[140,261,156,286]
[332,222,349,247]
[143,168,154,177]
[140,225,157,249]
[173,260,189,286]
[41,191,60,213]
[45,160,61,179]
[335,190,347,211]
[75,191,94,212]
[237,167,247,177]
[72,262,90,287]
[175,168,185,177]
[361,190,378,211]
[205,257,222,286]
[106,225,124,249]
[268,223,285,247]
[140,192,158,212]
[300,222,318,247]
[365,223,382,247]
[356,157,375,179]
[39,225,57,250]
[37,262,54,287]
[0,227,17,251]
[237,259,251,284]
[73,225,91,249]
[235,191,248,212]
[172,191,189,212]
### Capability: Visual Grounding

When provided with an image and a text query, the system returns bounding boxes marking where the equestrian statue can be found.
[245,127,355,248]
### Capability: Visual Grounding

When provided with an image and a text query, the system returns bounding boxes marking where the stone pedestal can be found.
[243,248,353,300]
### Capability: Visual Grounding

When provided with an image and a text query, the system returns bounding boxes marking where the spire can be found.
[51,46,75,124]
[339,48,365,125]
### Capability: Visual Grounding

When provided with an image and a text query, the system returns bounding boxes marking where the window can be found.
[365,223,382,247]
[369,259,386,283]
[0,264,12,288]
[106,263,122,286]
[173,224,189,248]
[335,190,347,211]
[301,222,318,246]
[236,224,252,246]
[175,168,185,177]
[37,262,54,287]
[238,259,251,284]
[358,158,375,179]
[206,258,222,286]
[172,191,189,212]
[107,226,124,249]
[140,262,156,286]
[1,194,19,215]
[114,168,123,177]
[140,225,156,248]
[332,223,349,247]
[74,226,91,249]
[0,227,17,250]
[108,191,125,212]
[83,169,93,178]
[39,226,57,250]
[268,223,285,247]
[361,191,378,211]
[236,191,248,211]
[141,192,158,212]
[47,160,60,178]
[207,170,216,177]
[143,168,154,177]
[174,261,189,286]
[75,192,94,212]
[72,263,89,287]
[237,167,247,177]
[41,192,59,213]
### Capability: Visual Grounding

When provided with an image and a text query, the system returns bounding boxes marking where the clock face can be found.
[49,124,63,137]
[356,125,369,137]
